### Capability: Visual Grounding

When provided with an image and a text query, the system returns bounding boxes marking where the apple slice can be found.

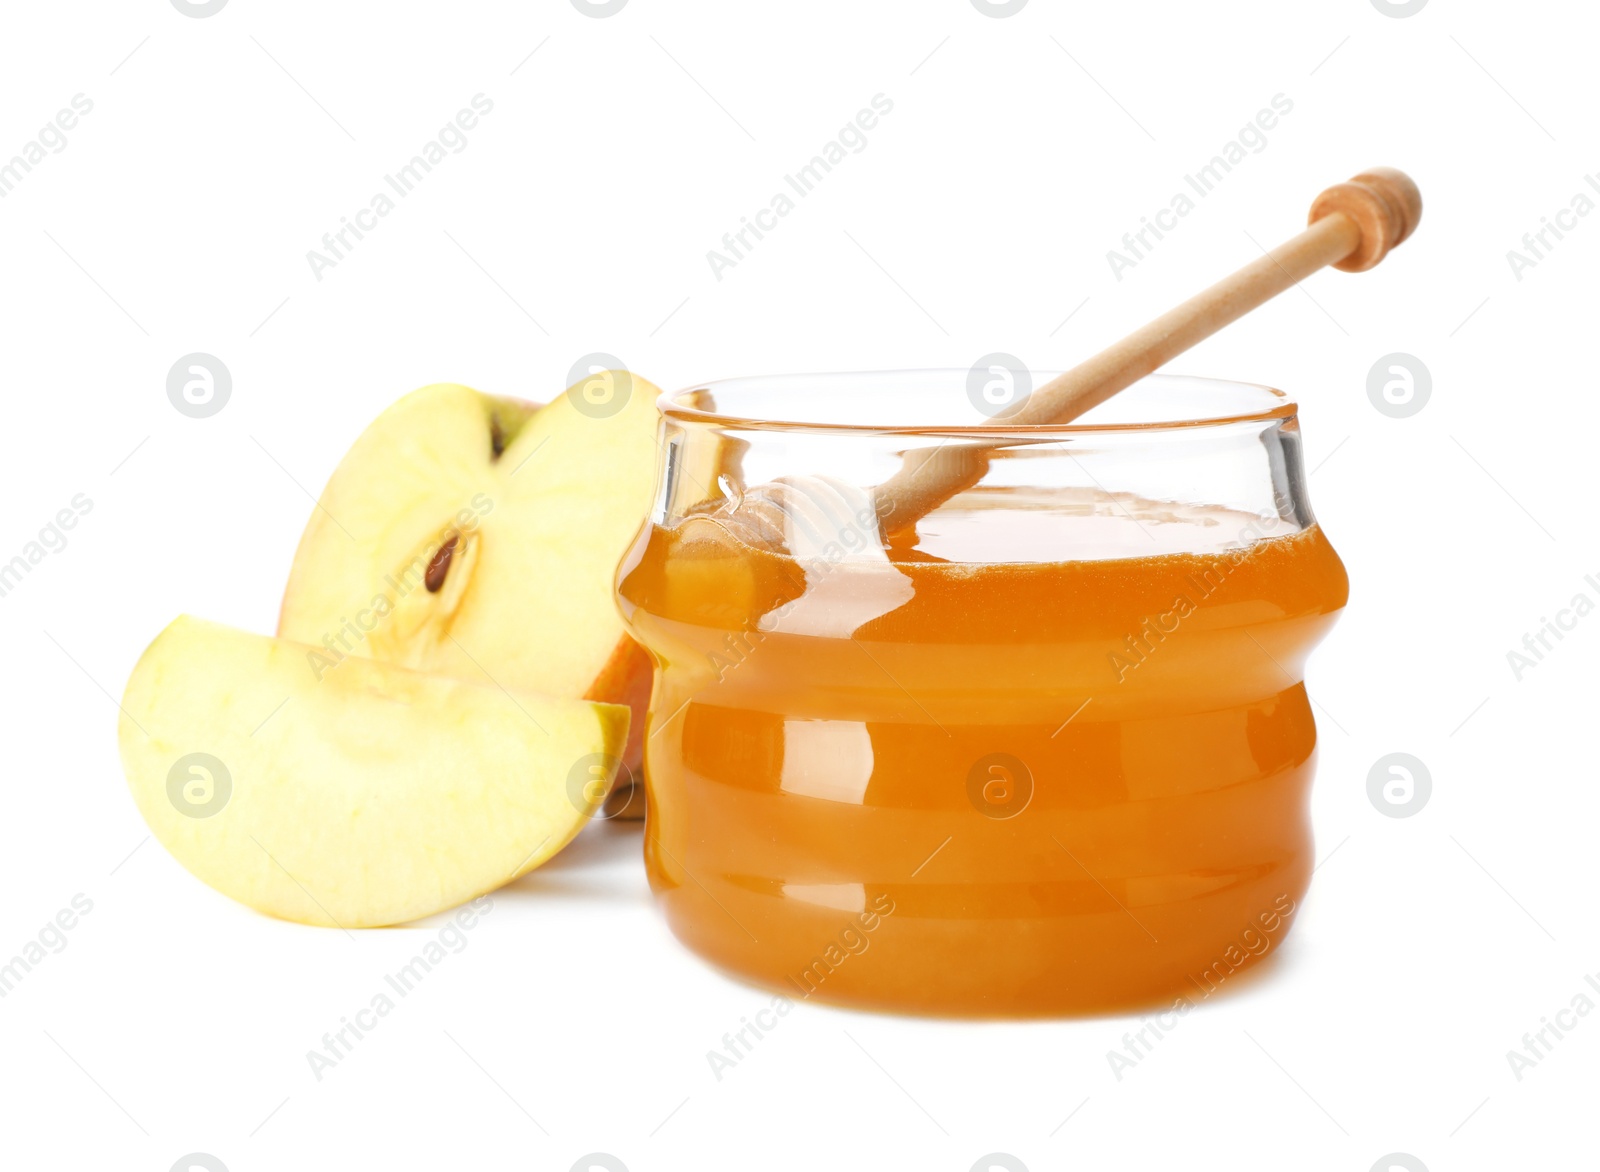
[275,376,663,792]
[119,616,629,928]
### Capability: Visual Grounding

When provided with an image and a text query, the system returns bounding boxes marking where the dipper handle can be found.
[871,167,1423,537]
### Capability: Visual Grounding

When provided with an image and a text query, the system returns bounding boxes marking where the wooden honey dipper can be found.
[698,167,1421,551]
[871,166,1422,536]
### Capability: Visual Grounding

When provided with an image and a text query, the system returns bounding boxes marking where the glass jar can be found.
[615,371,1347,1016]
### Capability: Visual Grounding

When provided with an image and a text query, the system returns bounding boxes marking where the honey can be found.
[617,490,1348,1015]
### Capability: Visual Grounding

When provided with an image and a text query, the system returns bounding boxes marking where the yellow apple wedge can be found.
[118,616,629,928]
[275,376,663,797]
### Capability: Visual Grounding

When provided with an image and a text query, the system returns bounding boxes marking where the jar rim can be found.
[658,370,1298,436]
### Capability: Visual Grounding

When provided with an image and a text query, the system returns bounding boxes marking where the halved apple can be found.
[119,616,629,927]
[276,376,662,796]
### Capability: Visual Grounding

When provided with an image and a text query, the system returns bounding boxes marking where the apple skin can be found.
[584,631,653,804]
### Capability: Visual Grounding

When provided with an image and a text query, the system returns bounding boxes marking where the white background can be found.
[1,1,1594,1169]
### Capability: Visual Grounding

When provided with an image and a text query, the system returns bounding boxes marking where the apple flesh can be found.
[276,377,663,801]
[119,616,629,928]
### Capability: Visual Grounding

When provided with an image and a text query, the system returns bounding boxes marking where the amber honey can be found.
[617,488,1347,1016]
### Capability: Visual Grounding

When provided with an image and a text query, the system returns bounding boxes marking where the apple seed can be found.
[425,534,459,593]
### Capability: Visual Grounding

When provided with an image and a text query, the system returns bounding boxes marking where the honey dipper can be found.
[704,167,1421,547]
